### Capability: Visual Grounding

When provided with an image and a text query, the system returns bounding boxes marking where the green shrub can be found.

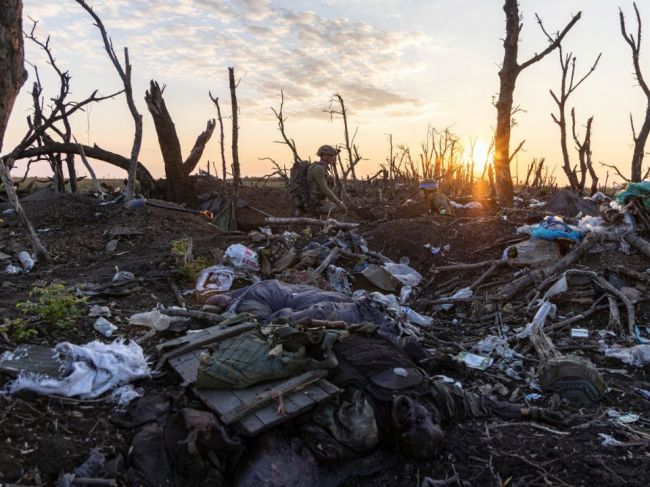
[16,283,86,327]
[1,318,38,343]
[177,256,212,283]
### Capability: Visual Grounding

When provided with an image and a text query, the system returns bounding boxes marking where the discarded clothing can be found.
[616,181,650,208]
[224,279,386,325]
[7,338,149,399]
[530,216,583,242]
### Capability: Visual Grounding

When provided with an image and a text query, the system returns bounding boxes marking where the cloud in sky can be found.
[12,0,647,183]
[22,0,435,117]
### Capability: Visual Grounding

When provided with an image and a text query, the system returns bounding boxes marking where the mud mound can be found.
[542,189,599,217]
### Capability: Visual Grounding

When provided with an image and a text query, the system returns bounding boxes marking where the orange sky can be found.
[4,0,649,186]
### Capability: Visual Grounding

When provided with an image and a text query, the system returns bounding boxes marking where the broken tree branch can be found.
[264,216,359,229]
[209,92,228,182]
[75,0,143,200]
[0,158,50,262]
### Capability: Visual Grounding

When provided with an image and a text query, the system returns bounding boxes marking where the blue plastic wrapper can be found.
[530,216,583,242]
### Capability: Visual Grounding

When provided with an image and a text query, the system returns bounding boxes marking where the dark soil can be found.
[1,183,649,486]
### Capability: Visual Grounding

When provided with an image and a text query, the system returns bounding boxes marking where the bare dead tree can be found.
[620,2,650,182]
[75,0,142,200]
[271,90,302,164]
[571,109,597,195]
[145,80,215,202]
[26,67,65,193]
[25,20,83,193]
[541,21,601,193]
[384,134,398,180]
[209,92,228,181]
[259,156,289,185]
[494,0,581,206]
[0,0,49,261]
[228,67,241,197]
[327,93,362,181]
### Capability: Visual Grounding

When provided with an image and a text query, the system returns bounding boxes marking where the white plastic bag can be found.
[603,344,650,367]
[128,309,173,331]
[224,244,260,272]
[440,287,473,311]
[516,300,557,339]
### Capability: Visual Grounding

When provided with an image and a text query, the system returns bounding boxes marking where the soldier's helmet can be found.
[317,145,340,157]
[419,179,439,191]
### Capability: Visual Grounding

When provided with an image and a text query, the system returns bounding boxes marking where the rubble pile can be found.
[0,184,649,486]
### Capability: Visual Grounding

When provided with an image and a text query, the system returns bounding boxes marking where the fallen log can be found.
[470,261,506,290]
[431,259,502,273]
[606,264,650,286]
[14,142,157,194]
[264,216,359,229]
[499,234,601,300]
[624,232,650,259]
[315,247,340,274]
[565,270,636,336]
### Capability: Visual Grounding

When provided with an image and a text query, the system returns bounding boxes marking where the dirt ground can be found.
[1,181,649,486]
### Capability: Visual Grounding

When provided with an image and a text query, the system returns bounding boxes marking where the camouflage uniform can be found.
[423,190,455,216]
[293,145,347,218]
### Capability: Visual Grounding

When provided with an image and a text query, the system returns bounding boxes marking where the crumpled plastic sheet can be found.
[474,335,515,359]
[602,344,650,367]
[129,309,174,331]
[516,300,556,339]
[382,263,422,287]
[7,338,150,398]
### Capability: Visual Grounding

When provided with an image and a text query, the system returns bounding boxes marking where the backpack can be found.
[288,161,313,208]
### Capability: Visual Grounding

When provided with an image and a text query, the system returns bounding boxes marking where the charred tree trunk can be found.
[545,31,600,193]
[572,110,597,195]
[145,80,215,202]
[495,0,581,206]
[0,1,50,261]
[0,0,26,152]
[229,67,241,198]
[620,3,650,182]
[209,93,228,181]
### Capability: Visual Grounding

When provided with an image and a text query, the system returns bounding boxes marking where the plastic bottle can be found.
[94,317,118,337]
[17,251,34,271]
[401,306,433,327]
[123,198,146,210]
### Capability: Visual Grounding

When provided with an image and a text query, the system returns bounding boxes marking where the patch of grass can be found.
[1,318,38,343]
[16,283,86,327]
[177,256,212,283]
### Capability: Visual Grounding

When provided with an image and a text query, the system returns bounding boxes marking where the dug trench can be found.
[0,185,649,487]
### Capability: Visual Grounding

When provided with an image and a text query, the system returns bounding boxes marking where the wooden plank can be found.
[0,345,67,378]
[195,377,340,436]
[221,370,327,424]
[196,388,265,433]
[299,381,331,403]
[315,378,339,395]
